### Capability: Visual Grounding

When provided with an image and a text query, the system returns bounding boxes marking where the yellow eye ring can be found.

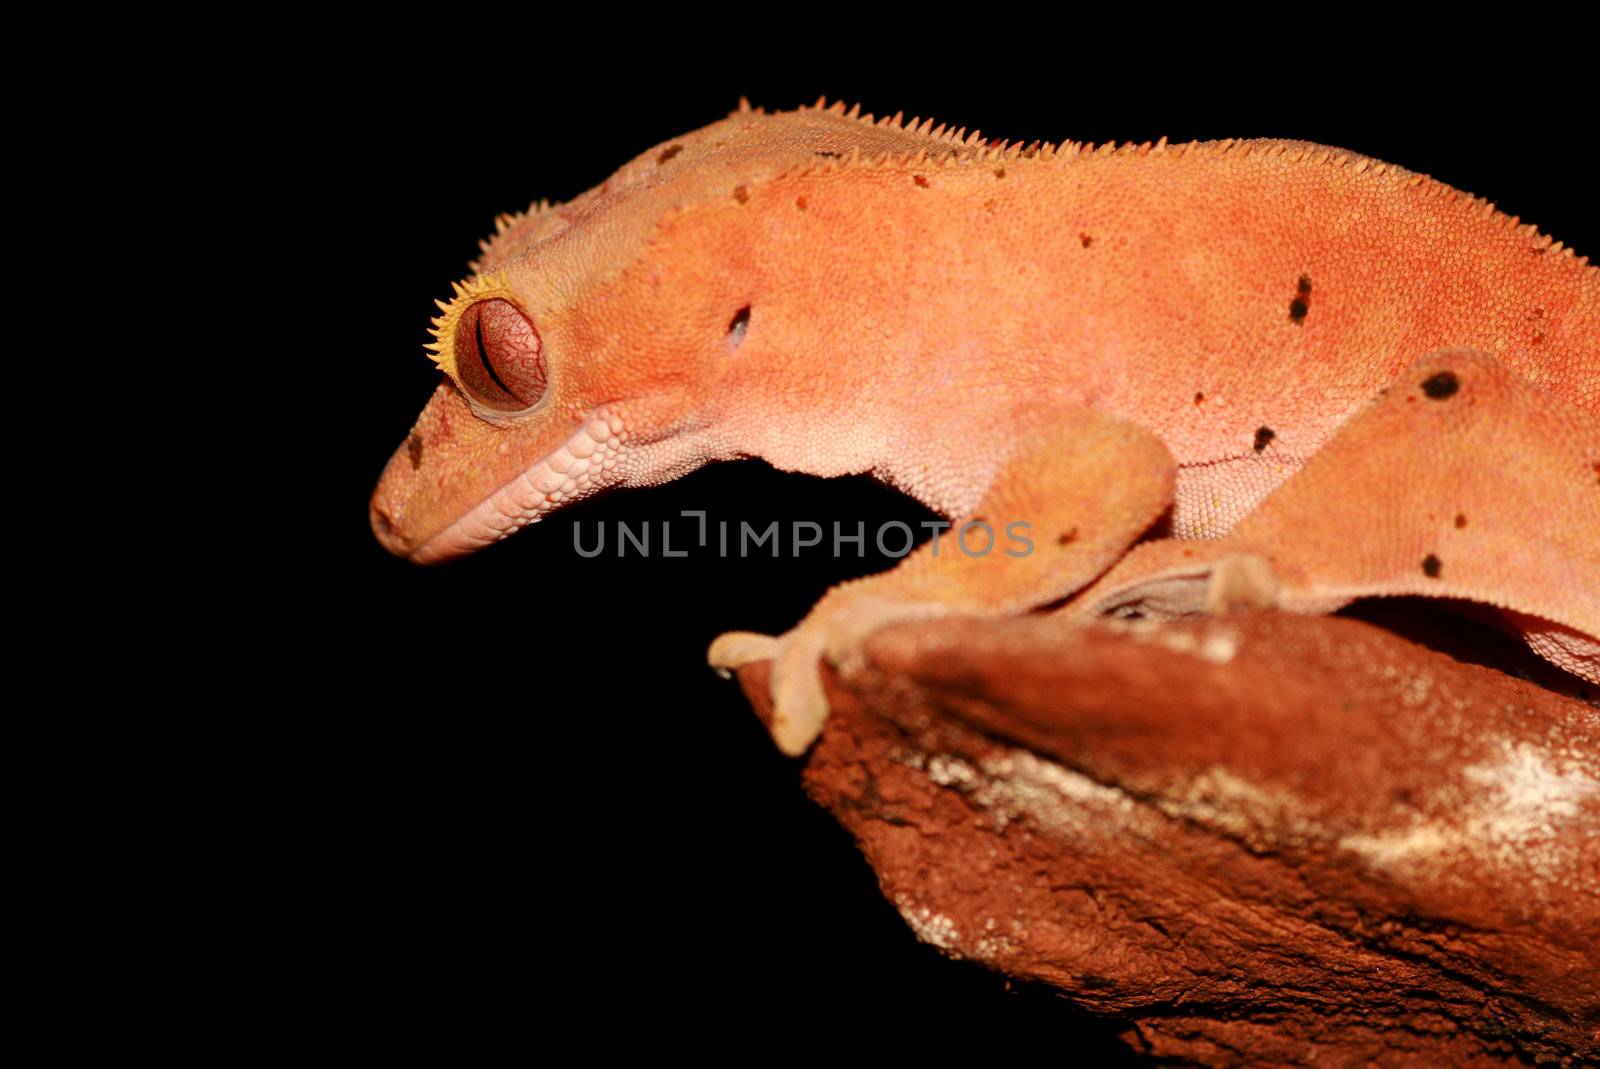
[424,272,519,382]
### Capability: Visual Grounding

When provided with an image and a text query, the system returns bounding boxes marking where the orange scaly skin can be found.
[370,100,1600,752]
[1073,350,1600,680]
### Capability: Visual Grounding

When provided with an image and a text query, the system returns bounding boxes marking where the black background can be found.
[283,25,1593,1059]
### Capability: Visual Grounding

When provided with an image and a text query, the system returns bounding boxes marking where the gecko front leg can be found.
[709,408,1176,754]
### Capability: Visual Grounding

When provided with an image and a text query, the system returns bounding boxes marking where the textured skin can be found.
[1075,350,1600,681]
[370,99,1599,749]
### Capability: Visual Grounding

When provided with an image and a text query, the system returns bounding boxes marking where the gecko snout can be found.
[369,496,414,558]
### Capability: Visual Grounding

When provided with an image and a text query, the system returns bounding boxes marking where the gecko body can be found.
[371,100,1599,750]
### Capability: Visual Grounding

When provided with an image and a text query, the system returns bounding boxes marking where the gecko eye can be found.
[454,299,546,410]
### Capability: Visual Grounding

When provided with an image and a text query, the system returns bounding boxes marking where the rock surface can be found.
[735,610,1599,1066]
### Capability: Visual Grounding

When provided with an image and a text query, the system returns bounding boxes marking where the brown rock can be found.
[735,611,1599,1066]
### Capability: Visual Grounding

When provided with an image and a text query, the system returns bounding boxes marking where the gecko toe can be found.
[770,628,831,755]
[707,630,781,676]
[1206,553,1282,615]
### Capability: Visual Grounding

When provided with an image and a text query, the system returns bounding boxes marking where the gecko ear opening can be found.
[454,299,547,411]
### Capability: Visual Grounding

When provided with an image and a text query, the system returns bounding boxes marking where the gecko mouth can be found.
[403,407,629,564]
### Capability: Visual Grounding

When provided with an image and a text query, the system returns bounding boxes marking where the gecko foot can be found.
[710,595,956,755]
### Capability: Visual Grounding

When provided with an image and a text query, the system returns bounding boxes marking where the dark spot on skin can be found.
[913,174,929,188]
[1194,391,1205,406]
[1422,554,1442,578]
[733,185,749,204]
[815,150,842,159]
[1288,275,1312,322]
[656,144,683,165]
[1454,513,1467,528]
[1421,370,1460,399]
[984,199,997,213]
[993,167,1006,179]
[1531,246,1547,255]
[1057,528,1079,546]
[727,305,750,347]
[406,435,424,470]
[1254,426,1275,452]
[1079,974,1116,991]
[1079,232,1093,248]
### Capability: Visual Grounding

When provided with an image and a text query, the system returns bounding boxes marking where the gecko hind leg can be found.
[1072,349,1600,683]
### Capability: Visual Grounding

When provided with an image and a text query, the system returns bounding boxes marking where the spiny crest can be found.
[425,272,517,380]
[1390,171,1590,270]
[470,199,559,274]
[800,112,1587,272]
[793,98,1191,171]
[801,96,986,148]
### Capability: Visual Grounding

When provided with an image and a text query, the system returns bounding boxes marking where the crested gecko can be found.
[370,99,1599,752]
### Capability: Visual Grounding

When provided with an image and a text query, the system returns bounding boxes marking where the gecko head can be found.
[367,247,751,565]
[370,111,785,563]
